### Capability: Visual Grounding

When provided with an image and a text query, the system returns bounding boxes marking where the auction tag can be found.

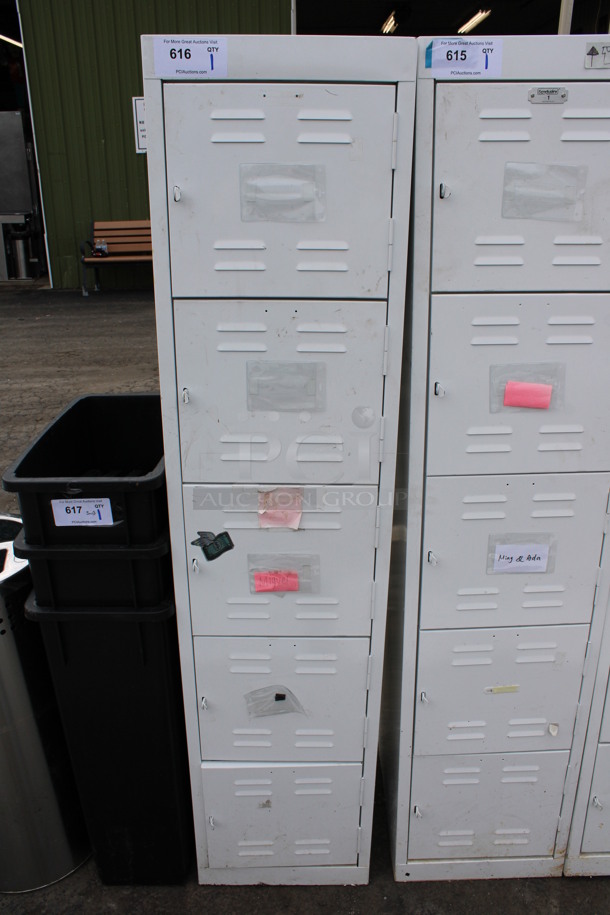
[51,498,114,527]
[153,36,227,79]
[424,38,502,79]
[493,542,549,574]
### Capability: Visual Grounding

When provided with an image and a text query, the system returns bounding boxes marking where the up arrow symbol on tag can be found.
[585,44,601,68]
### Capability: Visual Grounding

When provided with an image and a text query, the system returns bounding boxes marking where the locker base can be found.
[564,856,610,878]
[392,856,565,882]
[196,864,370,886]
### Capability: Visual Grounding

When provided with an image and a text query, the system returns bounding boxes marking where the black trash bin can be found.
[24,597,194,886]
[3,395,194,885]
[3,394,168,547]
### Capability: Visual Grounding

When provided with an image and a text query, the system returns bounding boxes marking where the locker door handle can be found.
[201,696,208,711]
[173,185,182,202]
[208,816,215,829]
[192,558,200,573]
[592,796,604,811]
[434,382,445,398]
[439,183,451,199]
[548,723,559,738]
[182,387,190,404]
[420,691,429,704]
[414,805,423,819]
[427,551,439,566]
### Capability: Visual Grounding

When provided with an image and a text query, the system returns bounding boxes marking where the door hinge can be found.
[357,826,362,855]
[363,716,369,748]
[370,580,376,620]
[606,489,610,514]
[388,218,395,271]
[382,325,390,376]
[599,534,607,571]
[555,760,578,847]
[360,777,366,807]
[366,655,373,692]
[379,416,386,463]
[375,505,382,549]
[391,112,399,170]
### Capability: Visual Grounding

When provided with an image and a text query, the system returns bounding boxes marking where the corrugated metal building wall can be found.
[18,0,291,289]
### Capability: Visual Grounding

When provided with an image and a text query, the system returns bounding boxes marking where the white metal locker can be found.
[427,294,610,476]
[414,625,588,756]
[421,473,609,630]
[144,33,416,884]
[581,744,610,854]
[183,484,377,637]
[164,82,396,300]
[380,35,610,883]
[175,299,387,485]
[194,636,370,762]
[564,605,610,874]
[201,762,362,869]
[431,82,610,294]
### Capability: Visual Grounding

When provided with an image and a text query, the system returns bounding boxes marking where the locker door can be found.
[421,473,609,630]
[581,745,610,853]
[427,294,610,476]
[194,636,370,762]
[184,485,377,637]
[201,762,362,868]
[164,82,396,299]
[175,300,386,484]
[414,625,588,756]
[431,82,610,293]
[409,751,569,860]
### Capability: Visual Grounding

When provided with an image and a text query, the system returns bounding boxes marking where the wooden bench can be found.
[80,219,152,296]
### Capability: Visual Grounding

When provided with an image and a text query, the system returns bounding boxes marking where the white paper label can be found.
[493,542,549,574]
[424,38,503,79]
[153,37,227,79]
[132,97,146,153]
[51,498,114,527]
[585,42,610,69]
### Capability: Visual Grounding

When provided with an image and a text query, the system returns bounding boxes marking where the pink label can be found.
[258,488,303,530]
[504,380,552,410]
[254,570,300,593]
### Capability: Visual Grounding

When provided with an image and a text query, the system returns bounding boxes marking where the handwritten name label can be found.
[494,542,549,574]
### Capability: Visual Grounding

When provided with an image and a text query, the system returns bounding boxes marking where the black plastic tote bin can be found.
[14,532,172,608]
[24,596,194,885]
[3,395,168,547]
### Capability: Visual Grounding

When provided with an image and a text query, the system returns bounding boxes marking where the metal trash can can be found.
[0,514,89,893]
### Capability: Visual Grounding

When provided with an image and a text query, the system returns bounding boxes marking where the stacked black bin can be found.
[3,395,193,885]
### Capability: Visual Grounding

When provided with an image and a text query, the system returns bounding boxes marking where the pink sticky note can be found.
[258,488,303,530]
[504,380,552,410]
[254,570,300,593]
